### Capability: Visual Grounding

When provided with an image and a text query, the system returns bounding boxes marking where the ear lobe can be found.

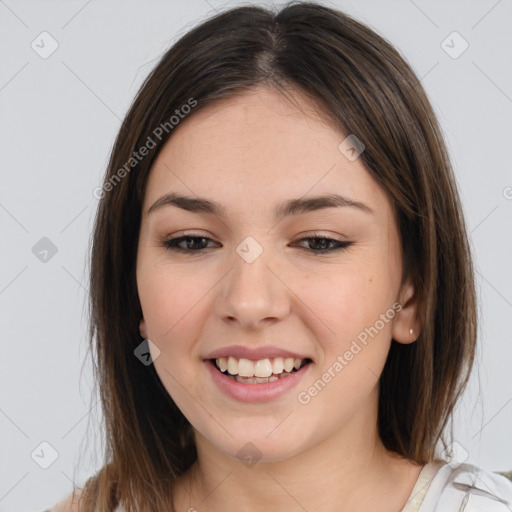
[139,318,148,339]
[392,279,421,344]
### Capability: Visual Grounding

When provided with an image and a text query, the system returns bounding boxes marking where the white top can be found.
[112,460,512,512]
[400,459,512,511]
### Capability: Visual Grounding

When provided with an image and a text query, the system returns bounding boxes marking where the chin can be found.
[201,427,306,466]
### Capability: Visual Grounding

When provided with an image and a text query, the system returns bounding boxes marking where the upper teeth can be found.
[216,356,305,377]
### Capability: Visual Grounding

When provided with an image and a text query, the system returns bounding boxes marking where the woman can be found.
[49,2,512,511]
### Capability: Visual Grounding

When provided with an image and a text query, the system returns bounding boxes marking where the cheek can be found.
[302,261,394,326]
[137,263,206,357]
[297,257,396,363]
[137,264,209,409]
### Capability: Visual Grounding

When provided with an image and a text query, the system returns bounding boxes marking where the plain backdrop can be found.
[1,0,511,510]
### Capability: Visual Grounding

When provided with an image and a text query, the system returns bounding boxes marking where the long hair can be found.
[77,2,477,510]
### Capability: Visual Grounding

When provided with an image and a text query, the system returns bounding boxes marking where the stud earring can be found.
[409,328,414,335]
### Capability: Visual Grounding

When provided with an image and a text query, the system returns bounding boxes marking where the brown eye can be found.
[163,235,217,253]
[162,233,353,256]
[293,236,353,255]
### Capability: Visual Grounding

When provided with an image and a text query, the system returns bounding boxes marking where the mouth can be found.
[208,356,313,384]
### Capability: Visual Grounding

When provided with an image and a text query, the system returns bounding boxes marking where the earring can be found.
[409,328,414,335]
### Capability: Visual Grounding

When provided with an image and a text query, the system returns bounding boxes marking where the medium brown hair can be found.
[76,2,477,510]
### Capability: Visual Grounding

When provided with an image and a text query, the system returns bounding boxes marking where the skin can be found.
[136,85,423,512]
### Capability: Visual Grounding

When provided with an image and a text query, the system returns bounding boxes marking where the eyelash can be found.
[162,233,353,255]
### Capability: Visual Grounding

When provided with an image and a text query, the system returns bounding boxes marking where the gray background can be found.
[1,0,511,510]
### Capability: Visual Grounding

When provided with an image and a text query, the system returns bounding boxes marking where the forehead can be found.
[142,86,390,220]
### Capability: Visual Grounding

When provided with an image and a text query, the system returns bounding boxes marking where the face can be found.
[136,86,419,465]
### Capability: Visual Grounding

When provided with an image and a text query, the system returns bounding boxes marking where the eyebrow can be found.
[147,192,375,218]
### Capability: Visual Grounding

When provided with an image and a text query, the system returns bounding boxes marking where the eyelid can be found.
[163,230,348,243]
[161,231,354,256]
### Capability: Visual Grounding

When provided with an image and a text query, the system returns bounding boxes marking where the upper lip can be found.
[204,345,312,362]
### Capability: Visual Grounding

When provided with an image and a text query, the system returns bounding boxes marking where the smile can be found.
[213,356,311,383]
[205,357,313,403]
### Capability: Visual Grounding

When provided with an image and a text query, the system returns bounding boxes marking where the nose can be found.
[215,248,291,330]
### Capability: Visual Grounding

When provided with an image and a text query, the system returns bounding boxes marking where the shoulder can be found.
[46,490,125,512]
[47,490,82,512]
[422,460,512,511]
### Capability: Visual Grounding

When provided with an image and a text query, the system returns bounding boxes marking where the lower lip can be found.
[204,359,312,403]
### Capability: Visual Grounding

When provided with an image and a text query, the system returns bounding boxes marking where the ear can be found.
[139,317,148,339]
[392,278,421,344]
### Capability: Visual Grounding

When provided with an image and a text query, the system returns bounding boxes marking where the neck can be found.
[172,403,423,512]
